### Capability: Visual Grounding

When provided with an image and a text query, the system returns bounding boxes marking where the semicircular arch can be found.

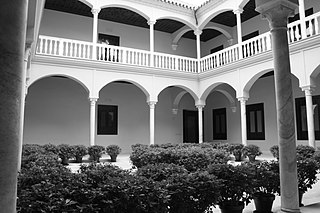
[198,8,233,30]
[156,16,197,31]
[200,82,236,101]
[155,84,198,102]
[28,74,90,94]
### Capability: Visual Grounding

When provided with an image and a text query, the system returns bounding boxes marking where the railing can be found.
[153,52,198,73]
[36,11,320,74]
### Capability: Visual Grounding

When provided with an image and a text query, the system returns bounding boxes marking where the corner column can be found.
[256,1,300,212]
[234,8,243,59]
[148,101,157,145]
[0,1,28,212]
[196,104,205,143]
[89,98,98,146]
[302,86,316,147]
[238,97,248,146]
[194,29,202,72]
[148,20,156,67]
[298,0,307,39]
[91,8,101,59]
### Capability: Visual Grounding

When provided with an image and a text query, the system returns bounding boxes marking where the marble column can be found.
[89,98,98,146]
[91,8,101,59]
[148,101,157,145]
[256,1,300,212]
[196,104,205,143]
[302,86,315,147]
[298,0,307,39]
[148,20,156,67]
[238,97,248,146]
[194,30,202,72]
[0,1,28,212]
[17,45,32,171]
[233,8,243,59]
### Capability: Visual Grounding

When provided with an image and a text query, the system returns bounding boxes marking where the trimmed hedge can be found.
[130,143,230,171]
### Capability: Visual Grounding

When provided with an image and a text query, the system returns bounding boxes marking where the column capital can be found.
[238,97,248,102]
[171,43,178,50]
[227,38,234,45]
[233,8,244,14]
[91,8,101,15]
[255,0,298,29]
[196,104,205,109]
[301,85,315,93]
[148,19,157,26]
[148,101,157,108]
[194,29,203,36]
[89,98,98,105]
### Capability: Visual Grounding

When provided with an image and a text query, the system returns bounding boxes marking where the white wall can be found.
[40,9,197,58]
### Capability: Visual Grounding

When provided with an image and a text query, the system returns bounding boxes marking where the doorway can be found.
[183,110,199,143]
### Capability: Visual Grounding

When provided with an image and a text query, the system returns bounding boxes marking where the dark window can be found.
[289,8,313,23]
[210,45,224,54]
[97,105,118,135]
[295,95,320,140]
[246,103,265,140]
[98,33,120,46]
[212,108,227,140]
[242,30,259,42]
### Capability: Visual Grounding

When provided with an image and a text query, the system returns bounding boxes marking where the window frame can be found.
[97,105,118,135]
[246,103,265,140]
[212,108,227,140]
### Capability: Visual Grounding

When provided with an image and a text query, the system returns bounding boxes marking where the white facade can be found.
[24,0,320,153]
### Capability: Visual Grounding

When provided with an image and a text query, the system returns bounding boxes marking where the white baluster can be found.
[75,43,78,57]
[39,38,44,54]
[315,17,319,35]
[58,40,63,56]
[266,34,271,50]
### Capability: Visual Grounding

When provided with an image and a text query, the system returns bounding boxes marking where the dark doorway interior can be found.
[183,110,199,143]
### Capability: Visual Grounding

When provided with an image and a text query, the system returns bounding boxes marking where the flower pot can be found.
[299,190,304,207]
[248,155,256,162]
[219,202,244,213]
[234,153,242,162]
[253,193,275,213]
[110,155,117,162]
[75,156,83,163]
[61,157,69,165]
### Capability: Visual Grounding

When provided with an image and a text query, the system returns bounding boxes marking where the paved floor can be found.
[68,153,320,213]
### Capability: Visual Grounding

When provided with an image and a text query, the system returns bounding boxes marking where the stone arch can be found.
[215,89,236,106]
[156,16,196,31]
[155,84,199,102]
[97,79,150,99]
[172,91,188,109]
[172,26,192,46]
[204,22,233,40]
[99,2,151,21]
[198,9,233,30]
[310,64,320,86]
[28,74,90,94]
[200,82,237,101]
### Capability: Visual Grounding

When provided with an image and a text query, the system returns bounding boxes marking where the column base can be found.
[279,207,301,213]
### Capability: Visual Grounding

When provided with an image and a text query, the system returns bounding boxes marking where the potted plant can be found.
[71,145,87,163]
[57,144,74,165]
[269,145,279,160]
[296,145,315,160]
[88,145,105,162]
[106,145,122,162]
[250,161,280,213]
[242,144,262,162]
[228,144,244,162]
[297,158,319,206]
[208,163,254,213]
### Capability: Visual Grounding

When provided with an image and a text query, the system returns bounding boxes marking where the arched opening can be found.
[97,81,149,153]
[24,76,90,146]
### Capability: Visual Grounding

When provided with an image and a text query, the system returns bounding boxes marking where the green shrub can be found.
[136,163,188,181]
[43,143,59,155]
[242,144,262,158]
[57,144,74,165]
[106,144,122,156]
[297,158,319,194]
[296,145,315,160]
[130,143,230,171]
[71,145,87,163]
[88,145,105,162]
[227,144,244,161]
[22,144,45,157]
[270,145,279,160]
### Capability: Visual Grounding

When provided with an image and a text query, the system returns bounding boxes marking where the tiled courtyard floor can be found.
[68,153,320,213]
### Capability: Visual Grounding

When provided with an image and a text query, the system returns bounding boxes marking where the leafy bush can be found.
[43,143,59,155]
[227,144,244,161]
[297,158,319,194]
[88,145,105,162]
[106,144,122,156]
[71,145,87,163]
[57,144,74,165]
[296,145,315,160]
[242,144,262,160]
[208,163,255,206]
[269,145,279,160]
[136,163,188,181]
[130,144,230,171]
[22,144,45,157]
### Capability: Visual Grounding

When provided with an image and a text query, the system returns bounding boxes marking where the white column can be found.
[148,101,157,145]
[302,87,315,147]
[194,29,202,72]
[18,45,31,171]
[238,97,248,146]
[148,20,156,67]
[91,8,101,60]
[89,98,98,146]
[234,8,243,59]
[196,104,205,143]
[299,0,307,39]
